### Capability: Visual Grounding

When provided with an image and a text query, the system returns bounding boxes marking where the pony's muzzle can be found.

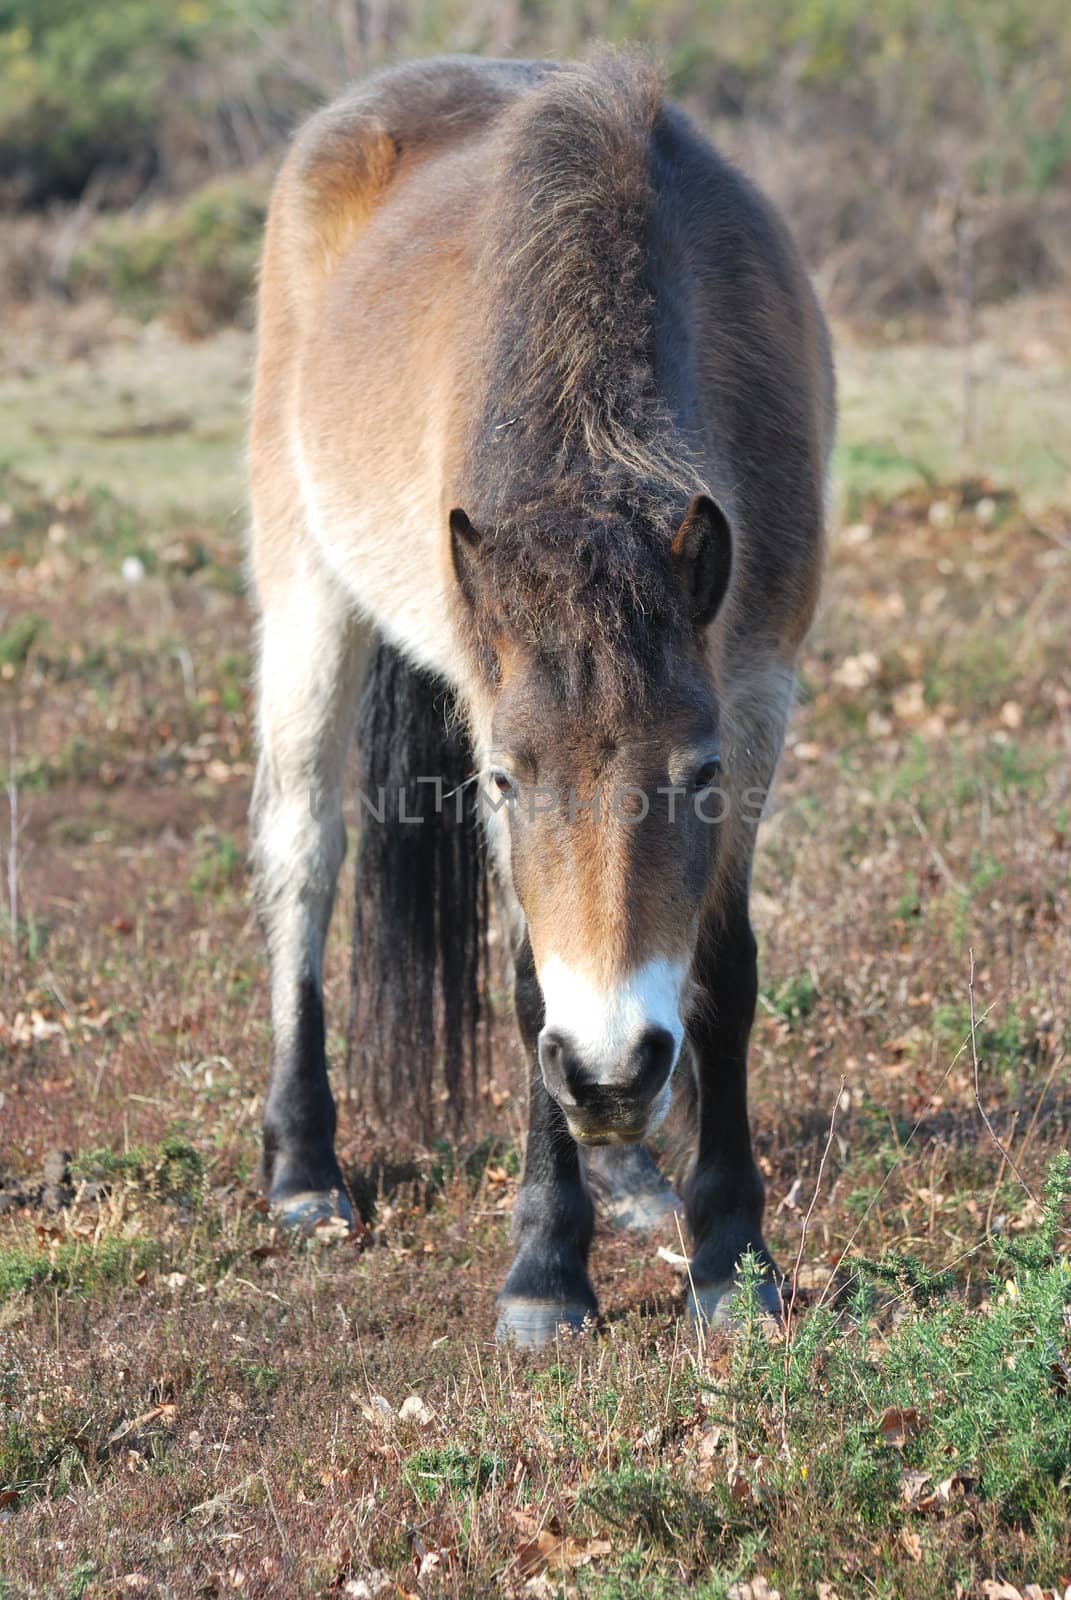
[538,1025,676,1144]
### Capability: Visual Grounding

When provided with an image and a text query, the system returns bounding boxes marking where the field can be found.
[2,267,1071,1599]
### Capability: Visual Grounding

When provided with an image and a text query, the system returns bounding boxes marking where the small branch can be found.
[780,1077,844,1453]
[6,720,22,961]
[910,807,968,897]
[674,1209,705,1370]
[954,199,976,454]
[969,949,1039,1208]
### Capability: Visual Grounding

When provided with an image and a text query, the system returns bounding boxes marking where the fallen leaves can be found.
[397,1395,434,1427]
[832,651,881,690]
[899,1468,971,1511]
[107,1401,177,1448]
[980,1585,1071,1600]
[728,1578,781,1600]
[879,1405,925,1448]
[509,1509,612,1577]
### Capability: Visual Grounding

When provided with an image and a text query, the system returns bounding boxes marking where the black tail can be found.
[345,639,488,1138]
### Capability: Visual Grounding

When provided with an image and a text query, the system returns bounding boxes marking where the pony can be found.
[247,51,834,1345]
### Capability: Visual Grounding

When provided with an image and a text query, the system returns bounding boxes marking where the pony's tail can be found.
[345,639,488,1138]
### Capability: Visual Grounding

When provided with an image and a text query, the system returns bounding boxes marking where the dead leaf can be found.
[728,1580,781,1600]
[832,651,880,690]
[729,1471,753,1506]
[892,681,926,721]
[359,1394,393,1426]
[879,1406,924,1448]
[341,1575,391,1600]
[310,1213,354,1244]
[512,1515,612,1579]
[108,1403,177,1446]
[899,1527,922,1561]
[900,1469,932,1507]
[980,1584,1022,1600]
[398,1395,433,1426]
[416,1547,452,1581]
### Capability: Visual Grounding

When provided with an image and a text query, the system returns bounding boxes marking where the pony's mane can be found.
[465,50,708,700]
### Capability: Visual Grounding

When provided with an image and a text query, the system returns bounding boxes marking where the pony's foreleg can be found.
[250,560,369,1231]
[683,886,782,1325]
[496,935,597,1346]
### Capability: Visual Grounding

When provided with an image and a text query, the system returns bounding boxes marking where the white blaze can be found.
[537,955,687,1080]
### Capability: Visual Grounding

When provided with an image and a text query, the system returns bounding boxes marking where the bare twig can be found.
[6,719,24,960]
[674,1209,705,1369]
[259,1465,289,1551]
[910,806,968,897]
[968,948,1039,1208]
[954,198,977,453]
[780,1077,844,1453]
[785,1078,845,1333]
[48,164,112,293]
[814,1016,991,1312]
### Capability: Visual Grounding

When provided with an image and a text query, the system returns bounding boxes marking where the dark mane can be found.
[464,50,707,700]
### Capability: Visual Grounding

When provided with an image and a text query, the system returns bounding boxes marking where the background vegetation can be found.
[0,0,1069,324]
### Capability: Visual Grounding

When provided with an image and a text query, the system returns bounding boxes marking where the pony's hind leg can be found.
[584,1143,682,1235]
[496,935,597,1347]
[250,550,369,1231]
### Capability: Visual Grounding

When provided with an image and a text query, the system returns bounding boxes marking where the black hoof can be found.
[688,1273,783,1329]
[495,1298,595,1348]
[271,1187,355,1236]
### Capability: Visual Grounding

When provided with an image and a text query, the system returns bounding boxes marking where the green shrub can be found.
[0,0,288,204]
[70,176,266,332]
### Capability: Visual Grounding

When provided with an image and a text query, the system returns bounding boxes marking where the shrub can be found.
[69,175,266,332]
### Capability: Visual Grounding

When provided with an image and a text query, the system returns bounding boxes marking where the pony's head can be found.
[452,490,732,1145]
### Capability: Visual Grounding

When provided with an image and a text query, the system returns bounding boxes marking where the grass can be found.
[1,295,1070,1594]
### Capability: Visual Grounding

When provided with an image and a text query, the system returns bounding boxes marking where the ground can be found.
[1,294,1070,1599]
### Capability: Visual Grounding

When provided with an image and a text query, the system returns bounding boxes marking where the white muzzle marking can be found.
[537,955,687,1081]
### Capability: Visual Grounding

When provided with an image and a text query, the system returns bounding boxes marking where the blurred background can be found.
[1,0,1070,327]
[2,0,1070,324]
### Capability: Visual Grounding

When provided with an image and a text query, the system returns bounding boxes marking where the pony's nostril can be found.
[632,1026,676,1100]
[538,1030,569,1096]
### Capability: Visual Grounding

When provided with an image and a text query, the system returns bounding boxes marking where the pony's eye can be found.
[693,757,721,792]
[490,769,518,799]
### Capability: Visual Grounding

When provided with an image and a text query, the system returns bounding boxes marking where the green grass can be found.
[762,971,819,1027]
[0,610,46,667]
[0,1233,163,1299]
[69,1135,204,1199]
[402,1445,502,1503]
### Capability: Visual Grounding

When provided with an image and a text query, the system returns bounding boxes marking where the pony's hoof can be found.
[688,1274,783,1329]
[495,1298,595,1348]
[271,1187,355,1236]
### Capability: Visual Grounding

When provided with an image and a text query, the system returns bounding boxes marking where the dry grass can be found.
[1,298,1071,1597]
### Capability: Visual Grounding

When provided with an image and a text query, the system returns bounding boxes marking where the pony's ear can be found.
[670,493,732,628]
[449,507,482,609]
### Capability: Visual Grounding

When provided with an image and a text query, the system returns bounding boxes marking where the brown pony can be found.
[248,51,834,1345]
